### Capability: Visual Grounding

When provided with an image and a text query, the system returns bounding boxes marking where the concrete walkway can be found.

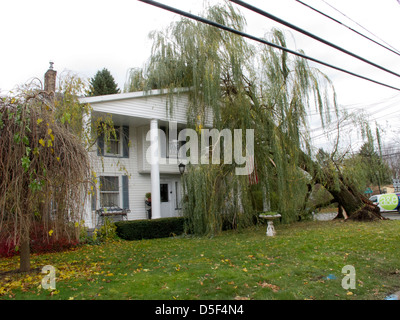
[313,212,400,221]
[382,212,400,220]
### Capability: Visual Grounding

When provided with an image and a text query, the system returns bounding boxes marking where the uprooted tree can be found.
[126,2,388,234]
[301,144,387,222]
[0,79,90,272]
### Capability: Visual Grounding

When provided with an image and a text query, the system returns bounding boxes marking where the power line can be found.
[306,94,400,117]
[310,106,400,140]
[381,152,400,158]
[138,0,400,92]
[230,0,400,79]
[310,106,400,139]
[295,0,400,57]
[307,94,400,132]
[370,108,400,122]
[311,121,357,139]
[328,93,400,111]
[321,0,400,55]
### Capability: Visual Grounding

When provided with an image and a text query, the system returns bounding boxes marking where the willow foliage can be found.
[130,2,337,235]
[0,89,91,270]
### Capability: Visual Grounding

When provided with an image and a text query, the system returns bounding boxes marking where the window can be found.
[169,139,186,160]
[175,181,182,210]
[160,184,169,202]
[93,175,129,211]
[97,125,129,158]
[106,126,121,156]
[100,176,120,208]
[160,126,167,159]
[159,125,186,159]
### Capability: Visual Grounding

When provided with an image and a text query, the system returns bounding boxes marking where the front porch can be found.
[80,89,190,229]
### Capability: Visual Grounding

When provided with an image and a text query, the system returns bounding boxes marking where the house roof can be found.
[78,86,214,127]
[79,87,189,104]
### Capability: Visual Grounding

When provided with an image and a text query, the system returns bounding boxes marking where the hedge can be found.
[115,217,185,241]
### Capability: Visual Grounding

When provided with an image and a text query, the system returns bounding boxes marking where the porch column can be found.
[150,119,161,219]
[82,109,93,227]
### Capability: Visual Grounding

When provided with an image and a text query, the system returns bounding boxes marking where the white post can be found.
[150,119,161,219]
[82,109,94,228]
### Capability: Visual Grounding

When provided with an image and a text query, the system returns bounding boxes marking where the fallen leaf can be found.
[258,281,280,292]
[234,296,250,300]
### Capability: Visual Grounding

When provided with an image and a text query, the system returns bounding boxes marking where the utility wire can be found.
[310,104,400,137]
[311,106,400,140]
[295,0,400,57]
[138,0,400,92]
[381,152,400,158]
[321,0,400,55]
[306,95,400,117]
[230,0,400,79]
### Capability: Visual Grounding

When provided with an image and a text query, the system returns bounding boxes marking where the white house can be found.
[79,88,205,229]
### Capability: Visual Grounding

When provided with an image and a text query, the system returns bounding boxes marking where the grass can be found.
[1,219,400,300]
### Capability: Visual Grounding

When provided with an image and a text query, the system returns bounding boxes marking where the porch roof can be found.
[79,87,189,104]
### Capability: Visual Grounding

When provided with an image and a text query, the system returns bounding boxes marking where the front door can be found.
[160,182,173,217]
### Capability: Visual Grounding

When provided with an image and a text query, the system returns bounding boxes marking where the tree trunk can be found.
[299,151,384,221]
[19,223,30,272]
[20,239,30,272]
[325,179,384,221]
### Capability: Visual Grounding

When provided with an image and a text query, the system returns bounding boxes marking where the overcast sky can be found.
[1,0,400,151]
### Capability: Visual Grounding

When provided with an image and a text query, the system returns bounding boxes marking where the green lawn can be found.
[1,219,400,300]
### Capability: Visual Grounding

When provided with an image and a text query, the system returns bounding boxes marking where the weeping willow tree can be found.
[127,2,382,234]
[310,117,390,221]
[0,75,91,272]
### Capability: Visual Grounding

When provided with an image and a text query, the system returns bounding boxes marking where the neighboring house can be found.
[79,88,200,229]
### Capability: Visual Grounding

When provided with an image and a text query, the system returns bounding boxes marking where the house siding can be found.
[88,93,190,124]
[83,90,192,229]
[89,127,154,228]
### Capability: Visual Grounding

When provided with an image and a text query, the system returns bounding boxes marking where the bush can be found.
[97,217,118,241]
[0,238,17,258]
[0,223,79,258]
[78,218,118,245]
[115,217,185,241]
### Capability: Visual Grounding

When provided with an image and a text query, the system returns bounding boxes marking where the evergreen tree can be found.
[87,68,120,96]
[358,141,391,193]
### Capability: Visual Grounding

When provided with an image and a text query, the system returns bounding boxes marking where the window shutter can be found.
[91,188,97,211]
[122,175,129,209]
[97,132,104,156]
[122,126,129,158]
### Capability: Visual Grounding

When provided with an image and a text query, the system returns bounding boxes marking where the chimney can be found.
[44,61,57,95]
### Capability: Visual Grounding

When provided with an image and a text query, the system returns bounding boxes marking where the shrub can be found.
[78,218,118,245]
[0,223,79,258]
[97,217,118,242]
[0,238,17,258]
[115,217,185,241]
